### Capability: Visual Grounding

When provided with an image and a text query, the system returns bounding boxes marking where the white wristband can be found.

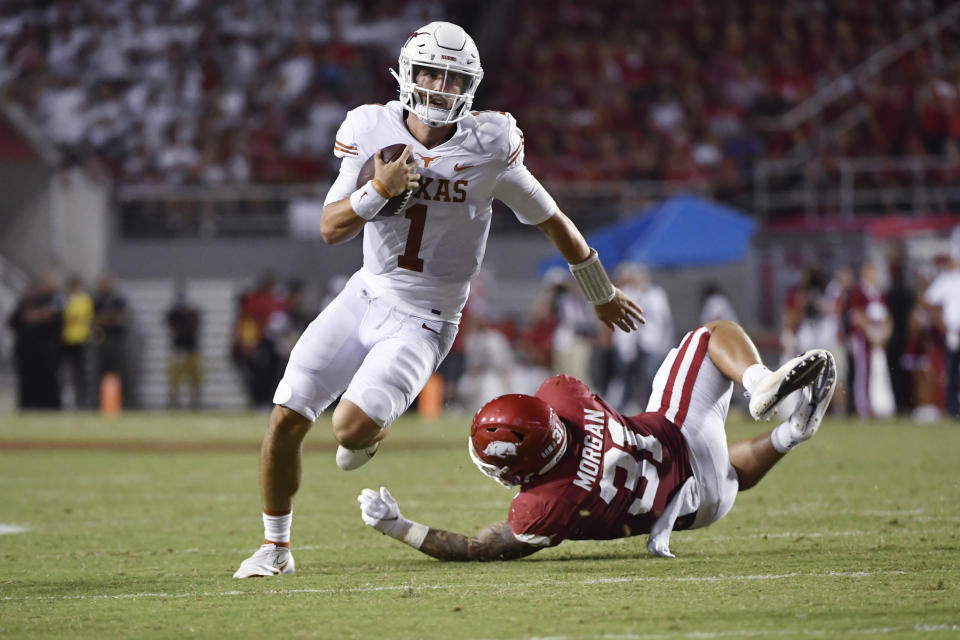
[569,248,616,305]
[350,180,389,221]
[385,517,429,549]
[401,521,429,549]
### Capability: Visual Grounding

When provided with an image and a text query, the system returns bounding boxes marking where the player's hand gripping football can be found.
[358,487,412,538]
[594,287,645,333]
[374,144,420,197]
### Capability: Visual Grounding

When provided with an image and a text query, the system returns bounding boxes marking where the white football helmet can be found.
[391,22,483,128]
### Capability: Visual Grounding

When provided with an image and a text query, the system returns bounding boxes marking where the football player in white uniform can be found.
[234,21,644,577]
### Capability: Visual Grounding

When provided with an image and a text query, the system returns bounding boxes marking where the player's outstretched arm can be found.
[358,487,540,561]
[536,211,645,332]
[593,288,646,333]
[420,520,541,562]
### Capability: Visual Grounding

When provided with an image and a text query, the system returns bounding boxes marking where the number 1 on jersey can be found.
[397,203,427,272]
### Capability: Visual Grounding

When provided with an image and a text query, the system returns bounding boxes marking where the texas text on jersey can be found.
[508,375,693,546]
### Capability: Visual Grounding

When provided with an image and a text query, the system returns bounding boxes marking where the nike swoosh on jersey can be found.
[422,323,441,335]
[453,163,474,172]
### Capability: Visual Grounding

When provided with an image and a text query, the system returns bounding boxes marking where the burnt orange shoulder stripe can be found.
[507,139,524,166]
[335,143,358,155]
[335,139,357,150]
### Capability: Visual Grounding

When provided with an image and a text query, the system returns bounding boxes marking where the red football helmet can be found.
[469,394,569,487]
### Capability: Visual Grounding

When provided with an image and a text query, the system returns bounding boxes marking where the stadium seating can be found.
[0,0,957,221]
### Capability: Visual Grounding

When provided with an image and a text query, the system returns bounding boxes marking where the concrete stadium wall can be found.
[0,163,53,276]
[110,234,560,318]
[110,234,757,334]
[52,168,110,283]
[0,164,109,282]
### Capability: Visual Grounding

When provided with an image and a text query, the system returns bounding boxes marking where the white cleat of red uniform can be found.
[748,350,831,421]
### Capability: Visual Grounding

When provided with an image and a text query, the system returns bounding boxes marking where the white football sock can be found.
[770,421,799,453]
[742,363,771,395]
[263,511,292,544]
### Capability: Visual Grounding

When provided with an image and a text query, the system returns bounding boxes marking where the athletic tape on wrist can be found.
[400,521,429,549]
[350,180,389,221]
[569,248,616,305]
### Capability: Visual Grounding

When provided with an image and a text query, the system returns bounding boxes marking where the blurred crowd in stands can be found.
[3,0,960,418]
[5,227,960,420]
[0,0,449,185]
[1,0,959,213]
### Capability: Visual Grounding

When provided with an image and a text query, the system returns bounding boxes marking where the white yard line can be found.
[591,624,960,639]
[19,522,960,560]
[0,570,908,602]
[0,523,28,535]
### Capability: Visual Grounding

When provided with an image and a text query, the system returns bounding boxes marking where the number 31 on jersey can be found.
[599,418,663,516]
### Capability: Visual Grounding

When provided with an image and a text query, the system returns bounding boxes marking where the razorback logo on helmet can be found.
[483,441,518,458]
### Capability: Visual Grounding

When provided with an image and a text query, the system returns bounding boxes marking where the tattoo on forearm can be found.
[418,520,539,562]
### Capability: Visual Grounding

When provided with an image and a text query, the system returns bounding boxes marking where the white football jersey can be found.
[324,101,557,321]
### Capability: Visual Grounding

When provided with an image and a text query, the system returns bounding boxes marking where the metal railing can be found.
[754,156,960,219]
[115,156,959,241]
[114,179,705,239]
[115,183,324,238]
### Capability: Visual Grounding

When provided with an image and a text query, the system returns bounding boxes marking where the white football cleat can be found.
[233,543,295,578]
[787,351,837,442]
[748,349,831,421]
[336,442,380,471]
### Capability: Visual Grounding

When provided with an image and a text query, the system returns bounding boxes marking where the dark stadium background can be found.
[1,0,958,415]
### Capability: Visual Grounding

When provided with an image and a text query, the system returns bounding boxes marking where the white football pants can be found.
[273,271,457,426]
[646,326,739,529]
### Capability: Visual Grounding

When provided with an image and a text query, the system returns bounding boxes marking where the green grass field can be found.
[0,410,958,639]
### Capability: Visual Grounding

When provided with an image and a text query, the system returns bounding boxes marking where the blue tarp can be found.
[540,194,756,273]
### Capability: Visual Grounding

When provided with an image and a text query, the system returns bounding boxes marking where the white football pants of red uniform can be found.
[646,326,739,529]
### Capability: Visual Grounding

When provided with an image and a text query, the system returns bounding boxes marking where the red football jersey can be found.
[508,375,693,546]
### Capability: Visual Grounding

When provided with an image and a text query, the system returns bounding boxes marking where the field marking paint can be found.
[657,525,958,546]
[0,524,28,535]
[861,509,926,516]
[0,570,908,602]
[590,624,960,639]
[25,523,960,560]
[17,516,960,561]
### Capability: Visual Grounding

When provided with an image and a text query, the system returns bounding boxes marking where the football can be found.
[355,143,417,217]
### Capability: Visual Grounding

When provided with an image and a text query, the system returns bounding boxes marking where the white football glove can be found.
[358,487,411,539]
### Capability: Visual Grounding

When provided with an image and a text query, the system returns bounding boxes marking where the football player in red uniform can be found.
[358,320,837,560]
